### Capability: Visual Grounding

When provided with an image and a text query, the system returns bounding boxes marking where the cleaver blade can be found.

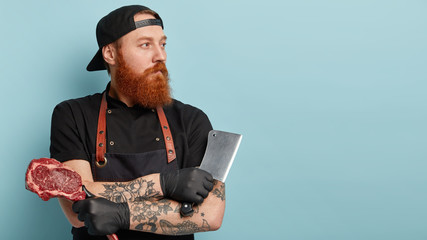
[199,130,242,182]
[180,130,242,217]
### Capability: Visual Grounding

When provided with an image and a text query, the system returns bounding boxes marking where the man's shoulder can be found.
[169,99,207,115]
[167,99,211,125]
[54,92,103,111]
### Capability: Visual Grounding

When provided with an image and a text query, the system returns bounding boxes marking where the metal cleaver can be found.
[180,130,242,216]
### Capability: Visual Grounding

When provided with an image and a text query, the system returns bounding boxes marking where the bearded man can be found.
[50,5,225,240]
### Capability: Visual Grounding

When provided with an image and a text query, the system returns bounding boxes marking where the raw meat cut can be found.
[25,158,86,201]
[25,158,119,240]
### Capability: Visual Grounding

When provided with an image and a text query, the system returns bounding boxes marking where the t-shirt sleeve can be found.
[185,109,213,167]
[50,101,89,162]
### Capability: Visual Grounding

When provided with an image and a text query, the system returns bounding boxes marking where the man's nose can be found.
[153,45,166,63]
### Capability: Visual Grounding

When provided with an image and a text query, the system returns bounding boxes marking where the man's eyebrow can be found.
[136,35,167,41]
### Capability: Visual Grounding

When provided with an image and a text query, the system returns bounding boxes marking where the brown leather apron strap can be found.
[95,93,108,167]
[95,92,176,167]
[156,106,176,163]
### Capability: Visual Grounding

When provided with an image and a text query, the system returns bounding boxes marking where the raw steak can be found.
[25,158,86,201]
[25,158,119,240]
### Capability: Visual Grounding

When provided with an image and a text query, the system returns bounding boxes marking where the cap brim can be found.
[86,48,106,71]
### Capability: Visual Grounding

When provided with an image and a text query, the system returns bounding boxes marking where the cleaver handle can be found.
[180,202,194,216]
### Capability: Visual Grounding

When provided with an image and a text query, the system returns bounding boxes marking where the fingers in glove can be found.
[197,189,209,199]
[193,195,204,205]
[72,201,89,222]
[194,168,213,181]
[204,172,214,182]
[72,200,82,213]
[87,221,111,236]
[87,224,100,236]
[71,200,87,222]
[203,180,214,192]
[84,217,92,229]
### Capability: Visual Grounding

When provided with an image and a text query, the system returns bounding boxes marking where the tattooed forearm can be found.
[130,199,212,235]
[128,181,225,235]
[131,199,174,233]
[160,219,210,235]
[99,178,161,202]
[212,182,225,201]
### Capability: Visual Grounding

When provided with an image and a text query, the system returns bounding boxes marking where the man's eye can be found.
[141,43,149,47]
[162,43,167,48]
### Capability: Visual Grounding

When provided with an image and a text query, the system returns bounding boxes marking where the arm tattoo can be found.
[99,179,161,202]
[132,199,174,233]
[131,200,210,235]
[212,182,225,201]
[160,219,210,235]
[128,182,223,234]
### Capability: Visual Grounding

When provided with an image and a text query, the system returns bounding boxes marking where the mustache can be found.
[143,62,168,76]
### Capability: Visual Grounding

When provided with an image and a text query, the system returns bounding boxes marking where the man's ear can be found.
[102,44,117,66]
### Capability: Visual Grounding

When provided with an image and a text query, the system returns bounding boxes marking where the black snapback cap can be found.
[87,5,163,71]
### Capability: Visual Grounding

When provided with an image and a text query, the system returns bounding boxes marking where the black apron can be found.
[72,93,193,240]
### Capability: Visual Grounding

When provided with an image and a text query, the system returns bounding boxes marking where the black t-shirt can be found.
[50,88,212,168]
[49,85,213,239]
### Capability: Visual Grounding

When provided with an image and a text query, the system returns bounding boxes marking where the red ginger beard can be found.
[114,49,172,109]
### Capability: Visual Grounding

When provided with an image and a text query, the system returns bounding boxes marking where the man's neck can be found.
[109,80,137,107]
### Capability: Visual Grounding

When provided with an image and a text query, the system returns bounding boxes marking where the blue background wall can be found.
[1,0,426,239]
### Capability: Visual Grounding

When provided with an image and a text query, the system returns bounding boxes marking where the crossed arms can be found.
[58,160,225,236]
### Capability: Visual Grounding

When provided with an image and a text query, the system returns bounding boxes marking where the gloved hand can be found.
[160,167,214,204]
[72,198,130,236]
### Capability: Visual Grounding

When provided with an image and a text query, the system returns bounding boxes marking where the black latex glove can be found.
[160,167,214,204]
[72,198,130,236]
